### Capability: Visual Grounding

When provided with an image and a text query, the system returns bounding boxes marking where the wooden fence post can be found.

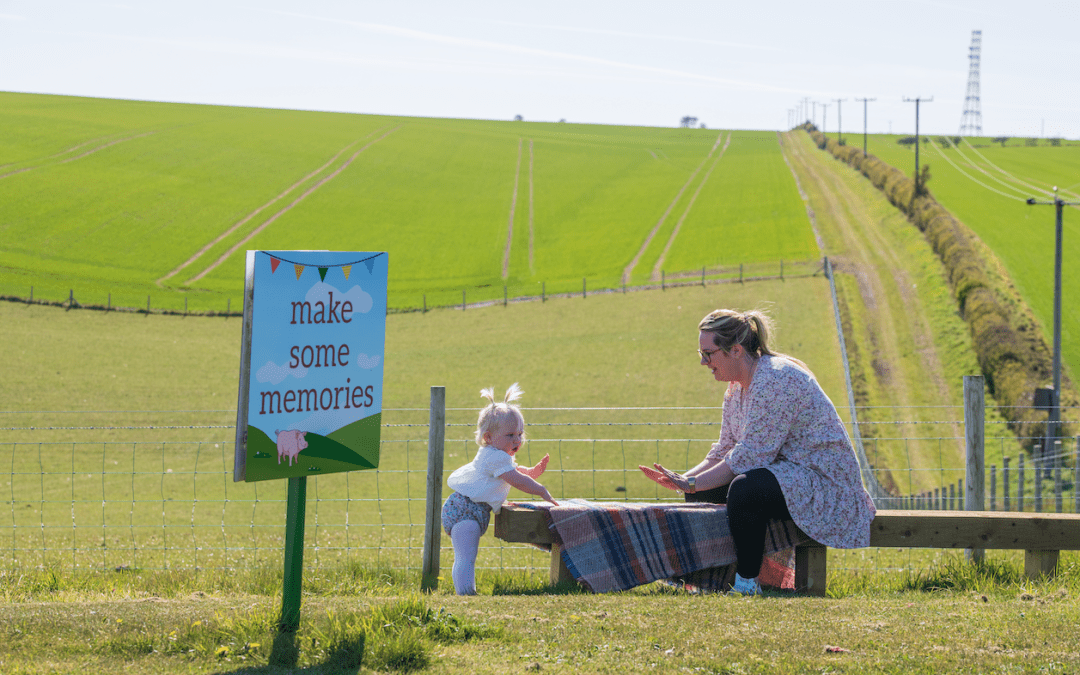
[964,375,985,559]
[422,386,446,592]
[582,278,586,298]
[462,290,466,311]
[423,294,427,313]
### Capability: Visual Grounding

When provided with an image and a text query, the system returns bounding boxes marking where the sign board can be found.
[235,250,388,482]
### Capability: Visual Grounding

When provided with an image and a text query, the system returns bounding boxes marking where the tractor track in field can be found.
[649,132,731,281]
[502,138,523,280]
[156,127,391,286]
[622,131,726,285]
[0,131,157,180]
[175,125,400,286]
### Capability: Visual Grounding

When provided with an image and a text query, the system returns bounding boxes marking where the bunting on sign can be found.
[258,252,385,283]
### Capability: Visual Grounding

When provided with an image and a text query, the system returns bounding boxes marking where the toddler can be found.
[442,383,557,595]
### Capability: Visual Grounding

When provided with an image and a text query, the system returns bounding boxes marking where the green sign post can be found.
[235,249,388,632]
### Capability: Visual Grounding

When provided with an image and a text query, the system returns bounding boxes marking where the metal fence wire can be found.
[2,404,1077,576]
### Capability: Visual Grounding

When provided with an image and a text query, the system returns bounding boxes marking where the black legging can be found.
[685,468,791,579]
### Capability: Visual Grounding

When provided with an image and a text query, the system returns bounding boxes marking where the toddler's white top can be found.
[447,445,517,513]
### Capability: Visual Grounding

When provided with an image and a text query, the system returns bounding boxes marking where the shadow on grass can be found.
[211,629,364,675]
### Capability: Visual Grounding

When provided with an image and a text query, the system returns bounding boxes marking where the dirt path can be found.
[502,138,523,280]
[183,126,400,285]
[650,133,731,281]
[157,129,389,286]
[0,131,157,180]
[622,131,725,284]
[780,132,959,479]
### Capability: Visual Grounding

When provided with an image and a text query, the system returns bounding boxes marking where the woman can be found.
[640,309,876,595]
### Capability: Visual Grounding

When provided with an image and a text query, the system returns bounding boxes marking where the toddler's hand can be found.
[533,454,550,476]
[541,487,558,506]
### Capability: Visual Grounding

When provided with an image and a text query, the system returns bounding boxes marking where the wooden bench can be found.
[494,505,1080,596]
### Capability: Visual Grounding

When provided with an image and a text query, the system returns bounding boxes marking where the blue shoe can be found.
[730,573,761,596]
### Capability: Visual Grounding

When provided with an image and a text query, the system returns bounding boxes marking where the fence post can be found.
[68,289,73,309]
[462,290,466,311]
[107,293,111,311]
[583,278,586,298]
[29,286,33,303]
[1075,438,1079,513]
[1018,454,1025,512]
[781,259,784,280]
[542,282,545,302]
[701,266,705,286]
[661,270,665,291]
[185,297,188,316]
[1003,457,1011,511]
[739,264,743,284]
[1035,453,1043,513]
[963,375,985,559]
[990,465,997,511]
[423,294,427,313]
[227,298,230,315]
[504,285,507,307]
[147,295,150,313]
[422,386,446,592]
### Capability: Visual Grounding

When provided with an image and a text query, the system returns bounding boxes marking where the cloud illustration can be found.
[354,353,382,369]
[304,281,373,315]
[256,361,307,385]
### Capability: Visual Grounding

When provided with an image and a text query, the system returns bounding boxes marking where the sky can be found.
[3,0,1079,138]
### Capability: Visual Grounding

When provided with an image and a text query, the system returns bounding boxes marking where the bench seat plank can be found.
[869,510,1080,550]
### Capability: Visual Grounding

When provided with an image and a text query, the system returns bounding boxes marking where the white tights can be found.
[449,520,482,595]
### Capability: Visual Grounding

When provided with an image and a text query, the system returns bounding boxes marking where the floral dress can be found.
[706,354,876,548]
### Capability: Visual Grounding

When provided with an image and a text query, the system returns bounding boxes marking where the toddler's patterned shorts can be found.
[441,492,492,536]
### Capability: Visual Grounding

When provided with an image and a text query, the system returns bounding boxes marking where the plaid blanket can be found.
[516,499,807,593]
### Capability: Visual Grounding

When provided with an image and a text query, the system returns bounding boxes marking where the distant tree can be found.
[514,114,523,122]
[937,136,952,148]
[951,136,962,145]
[558,118,566,123]
[1050,137,1062,146]
[992,136,1010,147]
[680,116,698,128]
[897,136,918,146]
[1025,137,1038,147]
[699,122,707,129]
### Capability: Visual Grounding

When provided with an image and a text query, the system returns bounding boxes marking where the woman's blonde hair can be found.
[474,383,526,446]
[698,309,776,357]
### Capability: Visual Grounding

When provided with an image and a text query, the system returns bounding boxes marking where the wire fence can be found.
[1,258,822,317]
[2,403,1077,578]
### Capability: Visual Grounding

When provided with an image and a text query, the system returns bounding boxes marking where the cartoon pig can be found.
[274,429,308,466]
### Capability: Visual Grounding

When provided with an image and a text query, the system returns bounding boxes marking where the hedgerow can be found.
[803,125,1074,449]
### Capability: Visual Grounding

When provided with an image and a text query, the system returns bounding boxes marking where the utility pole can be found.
[803,97,810,125]
[821,103,830,137]
[832,98,847,144]
[856,97,876,157]
[811,101,817,129]
[903,96,933,193]
[1026,189,1080,448]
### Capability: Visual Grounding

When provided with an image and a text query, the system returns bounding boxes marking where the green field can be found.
[847,133,1080,386]
[0,92,818,313]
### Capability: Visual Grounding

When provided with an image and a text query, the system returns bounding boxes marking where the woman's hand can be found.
[520,454,550,479]
[639,463,690,492]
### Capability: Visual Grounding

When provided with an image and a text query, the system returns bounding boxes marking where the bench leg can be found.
[1024,549,1059,579]
[795,543,827,596]
[549,543,574,586]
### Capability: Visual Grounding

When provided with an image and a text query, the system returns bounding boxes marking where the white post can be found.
[964,375,985,561]
[422,386,446,591]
